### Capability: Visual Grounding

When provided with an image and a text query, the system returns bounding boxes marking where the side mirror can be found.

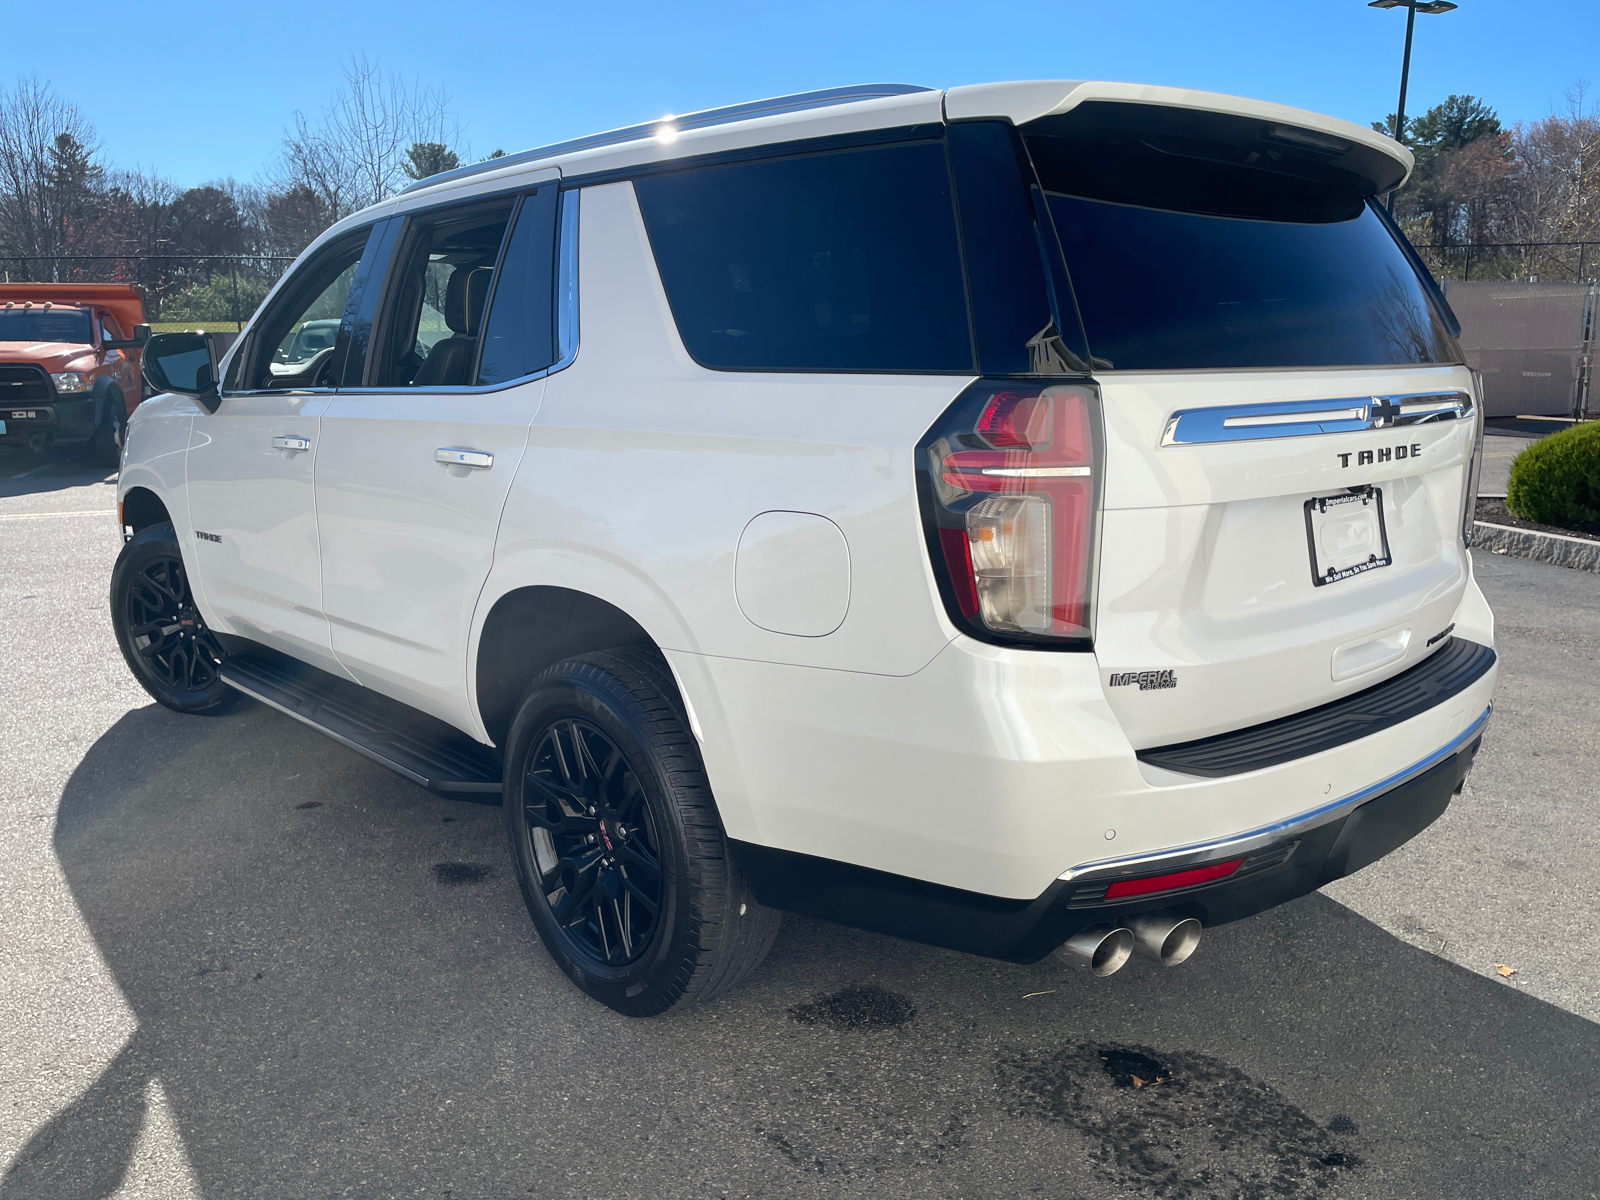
[102,324,151,352]
[141,332,221,413]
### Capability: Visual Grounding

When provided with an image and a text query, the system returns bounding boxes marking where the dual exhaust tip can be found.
[1058,912,1202,976]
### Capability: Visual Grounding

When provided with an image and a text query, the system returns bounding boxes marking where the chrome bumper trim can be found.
[1058,705,1491,883]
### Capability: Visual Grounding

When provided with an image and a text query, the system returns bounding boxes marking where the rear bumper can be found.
[734,714,1484,962]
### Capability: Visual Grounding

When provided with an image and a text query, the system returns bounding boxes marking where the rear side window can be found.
[1025,118,1461,371]
[635,141,974,373]
[477,185,560,385]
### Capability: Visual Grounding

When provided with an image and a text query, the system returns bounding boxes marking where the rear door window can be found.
[368,201,515,388]
[635,141,974,373]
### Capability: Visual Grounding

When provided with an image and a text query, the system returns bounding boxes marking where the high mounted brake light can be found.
[918,379,1104,647]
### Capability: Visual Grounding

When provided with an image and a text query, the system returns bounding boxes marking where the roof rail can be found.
[398,83,936,195]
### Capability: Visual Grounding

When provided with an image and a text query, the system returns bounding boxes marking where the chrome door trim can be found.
[1160,390,1473,447]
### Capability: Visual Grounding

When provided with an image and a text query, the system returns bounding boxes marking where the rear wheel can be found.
[503,650,780,1016]
[110,523,240,714]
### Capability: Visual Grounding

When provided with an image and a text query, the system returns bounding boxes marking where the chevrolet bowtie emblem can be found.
[1367,397,1402,427]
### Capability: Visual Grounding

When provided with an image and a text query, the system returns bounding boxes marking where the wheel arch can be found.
[120,485,171,535]
[474,585,667,750]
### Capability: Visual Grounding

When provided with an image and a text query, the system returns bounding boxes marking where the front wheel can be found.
[110,523,240,714]
[503,650,780,1017]
[91,392,122,469]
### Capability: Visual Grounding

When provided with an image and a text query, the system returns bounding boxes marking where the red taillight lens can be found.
[1103,858,1243,900]
[918,379,1103,646]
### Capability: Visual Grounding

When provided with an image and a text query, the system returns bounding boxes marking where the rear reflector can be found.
[1104,858,1243,900]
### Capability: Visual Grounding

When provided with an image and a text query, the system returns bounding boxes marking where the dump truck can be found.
[0,282,149,466]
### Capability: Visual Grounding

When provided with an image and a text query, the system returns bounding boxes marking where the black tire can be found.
[110,523,241,714]
[503,649,780,1017]
[91,393,123,469]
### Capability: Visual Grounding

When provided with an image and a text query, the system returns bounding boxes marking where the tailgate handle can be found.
[271,435,311,452]
[1332,626,1412,682]
[436,447,493,469]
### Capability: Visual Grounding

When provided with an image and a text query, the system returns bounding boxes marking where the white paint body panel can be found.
[1092,365,1478,747]
[315,381,544,731]
[182,391,344,675]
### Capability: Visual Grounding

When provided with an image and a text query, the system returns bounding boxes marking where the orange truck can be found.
[0,283,149,466]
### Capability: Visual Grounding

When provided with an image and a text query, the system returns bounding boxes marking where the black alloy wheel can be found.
[504,651,780,1016]
[524,717,665,965]
[110,523,241,714]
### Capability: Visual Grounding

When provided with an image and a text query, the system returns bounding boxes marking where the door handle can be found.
[272,435,312,452]
[435,448,493,469]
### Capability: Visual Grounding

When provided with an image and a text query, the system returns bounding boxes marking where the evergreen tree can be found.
[402,141,460,181]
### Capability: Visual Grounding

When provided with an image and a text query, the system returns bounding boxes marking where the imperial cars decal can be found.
[1109,670,1177,691]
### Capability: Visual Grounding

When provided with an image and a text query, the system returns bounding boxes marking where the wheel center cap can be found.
[597,819,615,852]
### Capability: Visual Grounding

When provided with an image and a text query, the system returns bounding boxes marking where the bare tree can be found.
[0,75,102,269]
[272,56,459,227]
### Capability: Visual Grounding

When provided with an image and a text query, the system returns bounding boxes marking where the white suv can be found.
[113,81,1496,1016]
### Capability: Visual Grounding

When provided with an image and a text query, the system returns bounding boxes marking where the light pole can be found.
[1369,0,1458,210]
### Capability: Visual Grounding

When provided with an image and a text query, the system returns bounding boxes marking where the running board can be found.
[220,649,503,799]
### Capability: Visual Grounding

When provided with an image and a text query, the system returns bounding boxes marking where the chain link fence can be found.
[1442,280,1598,419]
[1418,241,1600,285]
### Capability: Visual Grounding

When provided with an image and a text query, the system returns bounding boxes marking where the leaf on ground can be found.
[1494,963,1517,977]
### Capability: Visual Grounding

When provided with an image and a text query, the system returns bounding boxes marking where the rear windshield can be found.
[0,308,93,344]
[635,141,973,373]
[1027,139,1460,371]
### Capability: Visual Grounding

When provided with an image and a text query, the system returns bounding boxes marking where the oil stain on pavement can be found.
[998,1041,1362,1199]
[788,984,916,1030]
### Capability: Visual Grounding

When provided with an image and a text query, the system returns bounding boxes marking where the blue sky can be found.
[2,0,1594,188]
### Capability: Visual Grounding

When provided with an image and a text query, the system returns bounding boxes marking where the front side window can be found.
[239,230,372,390]
[635,140,974,373]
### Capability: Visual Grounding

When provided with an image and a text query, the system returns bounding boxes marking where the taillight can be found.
[917,378,1104,647]
[1461,369,1486,547]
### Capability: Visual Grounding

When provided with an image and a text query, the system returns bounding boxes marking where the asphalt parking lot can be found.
[2,445,1597,1200]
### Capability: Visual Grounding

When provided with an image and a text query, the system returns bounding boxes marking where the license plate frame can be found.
[1305,486,1392,587]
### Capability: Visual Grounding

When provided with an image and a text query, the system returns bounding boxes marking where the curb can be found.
[1473,521,1600,573]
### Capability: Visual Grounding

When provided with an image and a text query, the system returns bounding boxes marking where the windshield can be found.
[0,308,93,344]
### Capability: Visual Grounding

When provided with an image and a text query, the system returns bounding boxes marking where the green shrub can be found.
[1505,421,1600,525]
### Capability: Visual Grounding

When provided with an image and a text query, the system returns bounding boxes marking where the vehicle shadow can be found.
[0,447,116,496]
[9,702,1599,1200]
